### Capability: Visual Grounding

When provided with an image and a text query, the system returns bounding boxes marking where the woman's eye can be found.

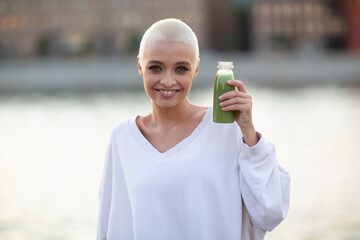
[148,65,162,71]
[175,66,189,72]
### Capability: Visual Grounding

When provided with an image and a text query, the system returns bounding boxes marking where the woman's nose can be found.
[160,72,176,88]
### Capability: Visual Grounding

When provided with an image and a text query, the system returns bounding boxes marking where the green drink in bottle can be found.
[213,61,235,123]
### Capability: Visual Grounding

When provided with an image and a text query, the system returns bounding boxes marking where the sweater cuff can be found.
[240,132,274,162]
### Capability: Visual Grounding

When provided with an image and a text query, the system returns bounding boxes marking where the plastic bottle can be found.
[213,61,235,123]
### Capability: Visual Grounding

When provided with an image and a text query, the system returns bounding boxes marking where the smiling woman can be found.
[97,18,290,240]
[138,40,198,110]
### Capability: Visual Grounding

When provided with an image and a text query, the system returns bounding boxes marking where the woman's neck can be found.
[150,99,196,128]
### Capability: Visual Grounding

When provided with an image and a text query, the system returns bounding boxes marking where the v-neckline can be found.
[129,107,211,160]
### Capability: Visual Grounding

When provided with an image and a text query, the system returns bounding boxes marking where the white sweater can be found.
[97,107,290,240]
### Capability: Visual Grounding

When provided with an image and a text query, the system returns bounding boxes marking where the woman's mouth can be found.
[156,89,179,97]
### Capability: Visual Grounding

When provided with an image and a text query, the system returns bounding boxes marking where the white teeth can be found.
[159,90,175,96]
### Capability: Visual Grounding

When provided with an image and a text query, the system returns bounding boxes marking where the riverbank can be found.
[1,51,360,92]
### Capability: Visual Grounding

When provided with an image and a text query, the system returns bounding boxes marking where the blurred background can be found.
[0,0,359,239]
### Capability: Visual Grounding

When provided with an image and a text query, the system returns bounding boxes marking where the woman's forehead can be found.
[143,40,196,64]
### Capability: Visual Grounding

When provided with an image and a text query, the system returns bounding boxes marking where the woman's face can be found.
[138,40,199,109]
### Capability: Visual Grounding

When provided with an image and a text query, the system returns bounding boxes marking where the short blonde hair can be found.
[138,18,199,62]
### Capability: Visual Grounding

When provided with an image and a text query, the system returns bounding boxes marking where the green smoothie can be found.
[213,69,235,123]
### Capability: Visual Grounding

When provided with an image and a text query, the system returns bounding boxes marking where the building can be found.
[251,0,349,53]
[0,0,207,58]
[340,0,360,51]
[0,0,358,58]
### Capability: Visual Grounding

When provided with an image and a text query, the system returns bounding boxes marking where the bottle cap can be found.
[217,61,234,69]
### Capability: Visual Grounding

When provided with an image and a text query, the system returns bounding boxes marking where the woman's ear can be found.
[137,56,144,77]
[193,59,200,79]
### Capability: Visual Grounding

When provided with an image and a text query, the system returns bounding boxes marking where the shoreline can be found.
[1,51,360,92]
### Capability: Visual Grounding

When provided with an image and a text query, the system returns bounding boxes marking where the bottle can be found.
[213,61,235,123]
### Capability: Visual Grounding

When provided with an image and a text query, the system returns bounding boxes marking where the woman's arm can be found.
[97,131,134,240]
[97,137,114,240]
[219,80,290,231]
[238,135,290,231]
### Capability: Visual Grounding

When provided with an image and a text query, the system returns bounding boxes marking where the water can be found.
[0,85,359,240]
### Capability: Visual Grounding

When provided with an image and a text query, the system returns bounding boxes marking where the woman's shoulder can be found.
[192,105,209,121]
[135,113,151,129]
[110,117,135,137]
[205,106,241,132]
[196,105,209,115]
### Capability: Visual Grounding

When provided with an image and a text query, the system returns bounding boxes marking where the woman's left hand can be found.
[218,80,258,146]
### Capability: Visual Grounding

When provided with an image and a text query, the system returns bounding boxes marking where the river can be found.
[0,84,359,239]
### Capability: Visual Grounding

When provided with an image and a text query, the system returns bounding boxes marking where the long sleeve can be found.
[97,136,114,240]
[238,133,290,234]
[97,131,134,240]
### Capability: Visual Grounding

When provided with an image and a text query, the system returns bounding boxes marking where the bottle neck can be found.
[217,68,233,73]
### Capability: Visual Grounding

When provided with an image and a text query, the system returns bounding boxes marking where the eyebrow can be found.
[175,61,191,66]
[147,60,163,65]
[147,60,191,66]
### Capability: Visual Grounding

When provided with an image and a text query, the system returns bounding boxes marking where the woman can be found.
[97,18,290,240]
